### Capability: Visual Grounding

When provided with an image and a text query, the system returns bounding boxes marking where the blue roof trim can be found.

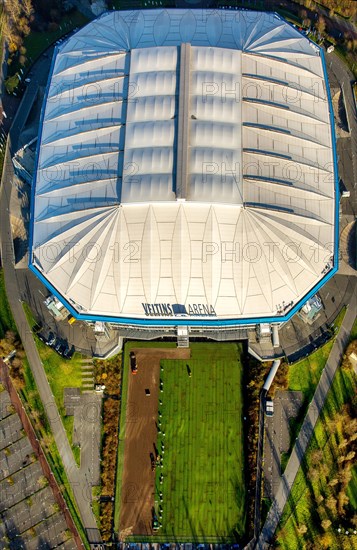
[28,45,59,266]
[319,43,339,271]
[28,14,339,329]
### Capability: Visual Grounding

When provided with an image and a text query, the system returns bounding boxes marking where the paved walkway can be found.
[263,391,303,500]
[256,282,357,548]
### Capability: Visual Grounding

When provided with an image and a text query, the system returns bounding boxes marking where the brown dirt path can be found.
[119,347,190,540]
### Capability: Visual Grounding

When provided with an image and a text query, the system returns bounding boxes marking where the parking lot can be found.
[0,387,78,549]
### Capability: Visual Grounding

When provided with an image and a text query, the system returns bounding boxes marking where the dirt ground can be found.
[119,347,191,540]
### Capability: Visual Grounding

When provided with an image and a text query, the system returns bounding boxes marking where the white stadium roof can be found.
[30,9,338,325]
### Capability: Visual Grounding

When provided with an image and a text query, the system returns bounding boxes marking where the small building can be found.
[44,295,70,321]
[93,321,110,341]
[298,295,323,324]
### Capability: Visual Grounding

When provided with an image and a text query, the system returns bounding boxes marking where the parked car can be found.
[265,399,274,417]
[63,346,75,359]
[47,333,55,346]
[54,339,63,353]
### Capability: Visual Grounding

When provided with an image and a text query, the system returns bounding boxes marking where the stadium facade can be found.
[29,9,338,340]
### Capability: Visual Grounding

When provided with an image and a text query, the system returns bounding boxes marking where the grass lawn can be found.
[275,364,357,550]
[0,269,17,337]
[288,307,346,401]
[156,343,245,541]
[288,342,334,402]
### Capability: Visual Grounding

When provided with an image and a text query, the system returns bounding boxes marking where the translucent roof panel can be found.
[30,9,337,325]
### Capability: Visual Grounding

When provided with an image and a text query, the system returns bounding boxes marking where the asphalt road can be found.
[256,280,357,549]
[327,51,357,216]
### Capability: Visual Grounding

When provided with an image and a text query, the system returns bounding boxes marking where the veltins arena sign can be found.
[142,303,217,317]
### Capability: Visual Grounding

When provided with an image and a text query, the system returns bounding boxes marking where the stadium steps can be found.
[177,326,189,348]
[81,361,94,391]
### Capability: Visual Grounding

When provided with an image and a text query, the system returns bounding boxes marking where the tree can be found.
[5,0,21,22]
[316,15,326,35]
[308,467,320,482]
[22,0,34,19]
[17,17,31,37]
[297,524,308,535]
[344,417,357,437]
[321,519,331,530]
[318,462,329,477]
[337,491,349,515]
[345,450,356,462]
[311,449,323,465]
[338,468,352,487]
[325,496,337,513]
[5,330,16,344]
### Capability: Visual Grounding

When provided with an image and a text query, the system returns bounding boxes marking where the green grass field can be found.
[155,343,245,541]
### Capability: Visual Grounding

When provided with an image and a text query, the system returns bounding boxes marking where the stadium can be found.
[29,8,338,339]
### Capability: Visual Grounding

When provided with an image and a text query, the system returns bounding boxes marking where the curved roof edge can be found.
[29,262,338,327]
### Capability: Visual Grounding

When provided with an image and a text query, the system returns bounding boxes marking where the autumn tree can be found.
[311,449,323,466]
[316,15,326,35]
[297,524,308,535]
[321,519,331,530]
[2,0,34,58]
[337,491,349,515]
[325,495,337,513]
[22,0,35,19]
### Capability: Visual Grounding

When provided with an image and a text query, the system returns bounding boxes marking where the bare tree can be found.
[325,495,337,514]
[22,0,34,20]
[316,15,326,35]
[337,491,349,515]
[310,449,323,465]
[5,0,21,23]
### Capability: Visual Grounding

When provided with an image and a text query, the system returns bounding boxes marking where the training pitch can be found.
[116,342,246,542]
